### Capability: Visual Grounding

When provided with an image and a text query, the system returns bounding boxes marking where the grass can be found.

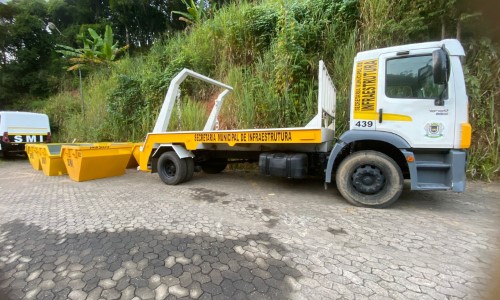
[462,38,500,180]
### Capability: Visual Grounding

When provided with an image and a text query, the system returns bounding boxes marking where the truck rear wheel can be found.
[183,157,194,182]
[335,150,403,208]
[158,151,187,185]
[201,158,227,174]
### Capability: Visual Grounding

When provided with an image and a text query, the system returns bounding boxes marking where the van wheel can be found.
[201,158,227,174]
[0,150,9,158]
[157,151,187,185]
[335,150,403,208]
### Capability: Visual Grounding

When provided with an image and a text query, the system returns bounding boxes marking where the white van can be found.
[0,111,51,157]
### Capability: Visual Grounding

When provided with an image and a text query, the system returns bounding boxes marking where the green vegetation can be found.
[464,39,500,181]
[172,0,209,25]
[2,0,498,180]
[0,0,195,108]
[56,25,129,71]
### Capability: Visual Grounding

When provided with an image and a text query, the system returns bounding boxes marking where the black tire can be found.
[183,157,194,183]
[335,150,403,208]
[0,150,9,158]
[157,151,187,185]
[201,158,228,174]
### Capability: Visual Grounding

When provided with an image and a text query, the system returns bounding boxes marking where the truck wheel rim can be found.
[351,165,385,195]
[164,161,176,178]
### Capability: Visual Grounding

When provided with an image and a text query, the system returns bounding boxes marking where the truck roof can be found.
[356,39,465,61]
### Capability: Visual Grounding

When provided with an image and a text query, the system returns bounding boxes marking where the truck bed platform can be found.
[139,127,335,171]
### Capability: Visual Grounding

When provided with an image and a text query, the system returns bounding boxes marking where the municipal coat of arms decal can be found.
[425,122,444,138]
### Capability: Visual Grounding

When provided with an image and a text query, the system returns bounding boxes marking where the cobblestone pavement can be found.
[0,159,499,300]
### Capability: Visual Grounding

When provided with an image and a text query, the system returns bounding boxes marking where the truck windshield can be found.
[386,55,447,99]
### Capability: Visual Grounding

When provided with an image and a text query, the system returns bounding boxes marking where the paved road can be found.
[0,159,499,300]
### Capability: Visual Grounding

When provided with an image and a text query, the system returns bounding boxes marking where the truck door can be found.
[376,50,456,148]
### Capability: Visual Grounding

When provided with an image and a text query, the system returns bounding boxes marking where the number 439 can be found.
[355,121,373,127]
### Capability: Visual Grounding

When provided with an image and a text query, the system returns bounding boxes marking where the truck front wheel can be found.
[335,150,403,208]
[158,151,187,185]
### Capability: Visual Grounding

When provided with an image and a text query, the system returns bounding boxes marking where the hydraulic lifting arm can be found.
[152,69,234,133]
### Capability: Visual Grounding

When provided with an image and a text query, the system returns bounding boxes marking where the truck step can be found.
[415,183,450,190]
[416,161,451,169]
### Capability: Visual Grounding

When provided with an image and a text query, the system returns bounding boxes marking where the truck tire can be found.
[183,157,195,182]
[157,151,187,185]
[201,158,227,174]
[335,150,403,208]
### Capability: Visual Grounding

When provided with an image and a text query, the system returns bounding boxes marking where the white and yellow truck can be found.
[137,39,471,208]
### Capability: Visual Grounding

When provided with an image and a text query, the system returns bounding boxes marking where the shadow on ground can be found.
[0,221,302,300]
[0,154,27,161]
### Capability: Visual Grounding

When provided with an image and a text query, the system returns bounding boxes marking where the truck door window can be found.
[386,55,447,99]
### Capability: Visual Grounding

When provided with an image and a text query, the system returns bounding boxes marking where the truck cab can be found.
[349,39,469,149]
[325,39,471,207]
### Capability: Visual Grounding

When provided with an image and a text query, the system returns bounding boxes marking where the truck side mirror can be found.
[432,49,448,84]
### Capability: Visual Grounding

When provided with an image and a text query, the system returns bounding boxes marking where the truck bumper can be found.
[401,149,467,192]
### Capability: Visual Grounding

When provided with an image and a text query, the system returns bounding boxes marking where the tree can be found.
[0,0,64,109]
[56,25,128,114]
[56,25,128,71]
[47,0,111,47]
[0,0,228,110]
[171,0,207,25]
[109,0,187,49]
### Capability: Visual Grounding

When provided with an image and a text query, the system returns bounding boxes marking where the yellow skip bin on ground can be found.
[25,144,43,171]
[39,144,68,176]
[61,143,135,182]
[38,144,93,176]
[126,142,143,169]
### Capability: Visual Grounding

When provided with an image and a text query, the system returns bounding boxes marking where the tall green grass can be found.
[168,98,209,131]
[463,39,500,180]
[44,68,117,142]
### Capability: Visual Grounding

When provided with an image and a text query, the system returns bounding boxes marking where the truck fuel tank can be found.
[259,153,308,179]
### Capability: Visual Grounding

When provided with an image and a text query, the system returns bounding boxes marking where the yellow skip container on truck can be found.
[135,39,470,208]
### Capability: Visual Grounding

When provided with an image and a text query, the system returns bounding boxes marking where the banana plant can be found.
[171,0,208,25]
[55,25,128,116]
[56,25,129,71]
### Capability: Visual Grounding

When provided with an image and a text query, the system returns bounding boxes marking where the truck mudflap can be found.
[152,144,194,159]
[324,141,347,184]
